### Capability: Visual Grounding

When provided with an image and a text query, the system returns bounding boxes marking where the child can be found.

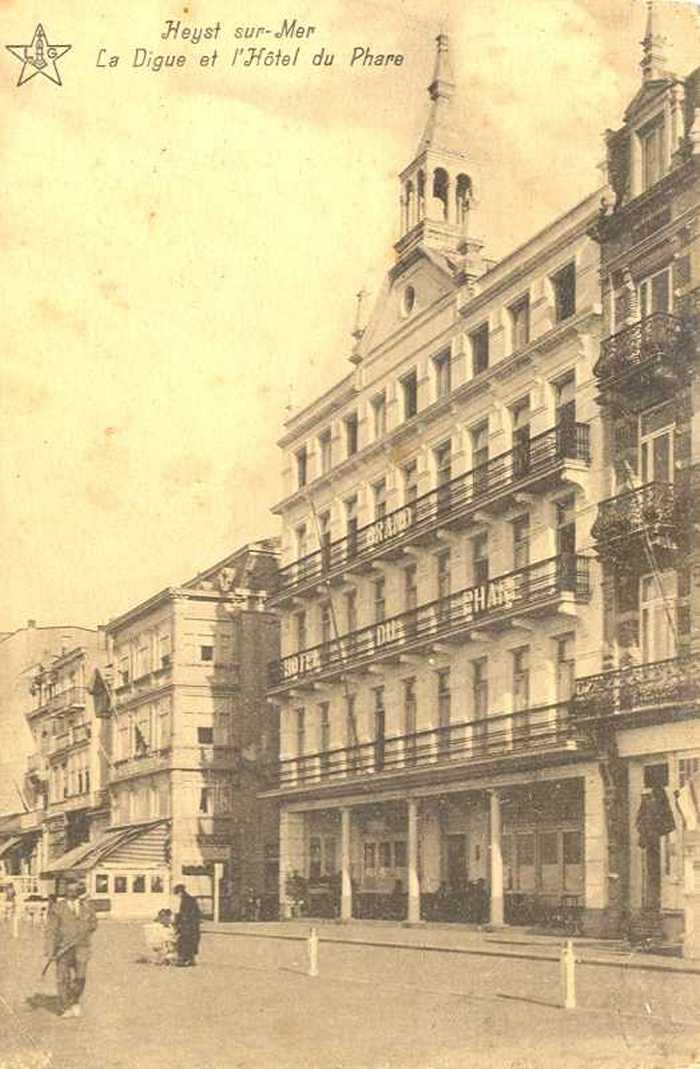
[143,908,178,965]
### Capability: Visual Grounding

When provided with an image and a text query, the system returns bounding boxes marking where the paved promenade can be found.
[1,917,699,1069]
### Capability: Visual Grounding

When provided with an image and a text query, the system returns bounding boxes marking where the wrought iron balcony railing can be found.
[269,554,591,689]
[574,655,700,720]
[594,312,686,388]
[273,421,590,601]
[591,482,678,563]
[273,700,577,790]
[29,686,86,718]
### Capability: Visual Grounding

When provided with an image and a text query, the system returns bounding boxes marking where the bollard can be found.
[308,926,319,977]
[560,939,576,1010]
[12,910,19,940]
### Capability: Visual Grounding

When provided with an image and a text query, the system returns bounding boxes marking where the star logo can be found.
[6,24,71,87]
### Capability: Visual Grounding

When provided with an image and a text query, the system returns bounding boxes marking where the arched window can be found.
[417,171,426,221]
[405,180,415,230]
[456,174,472,225]
[433,168,449,222]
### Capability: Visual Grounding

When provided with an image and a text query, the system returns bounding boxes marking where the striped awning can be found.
[41,820,169,877]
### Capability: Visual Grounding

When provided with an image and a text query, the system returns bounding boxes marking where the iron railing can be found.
[594,312,685,385]
[274,701,576,789]
[274,421,590,598]
[29,686,86,717]
[591,481,677,551]
[574,655,700,719]
[269,554,591,688]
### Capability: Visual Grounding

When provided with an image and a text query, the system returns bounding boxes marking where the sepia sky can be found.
[1,0,699,633]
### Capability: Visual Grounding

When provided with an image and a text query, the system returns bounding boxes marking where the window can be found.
[512,647,530,712]
[509,295,530,351]
[296,708,306,759]
[95,874,109,894]
[555,633,575,702]
[374,687,386,770]
[639,265,671,318]
[345,496,358,557]
[295,523,308,562]
[318,511,332,570]
[296,446,308,489]
[511,397,531,478]
[114,876,127,894]
[133,874,146,893]
[199,788,210,814]
[472,657,488,718]
[401,370,418,420]
[197,726,214,745]
[554,373,576,427]
[158,630,172,669]
[404,565,417,611]
[471,420,489,493]
[435,441,452,511]
[433,349,452,398]
[346,695,359,769]
[437,669,451,754]
[640,572,677,664]
[319,430,332,475]
[512,515,530,571]
[404,678,417,765]
[679,758,700,789]
[552,263,576,322]
[403,461,418,504]
[295,611,307,652]
[118,656,130,687]
[394,841,407,868]
[371,392,387,438]
[200,645,214,663]
[345,589,357,634]
[379,842,392,869]
[151,875,164,894]
[320,602,333,649]
[640,118,665,192]
[437,551,451,602]
[472,534,489,586]
[556,496,576,589]
[640,401,674,484]
[345,412,359,457]
[319,703,331,771]
[470,323,489,376]
[373,479,387,520]
[373,577,386,624]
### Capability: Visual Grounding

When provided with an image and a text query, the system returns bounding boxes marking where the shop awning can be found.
[41,820,169,877]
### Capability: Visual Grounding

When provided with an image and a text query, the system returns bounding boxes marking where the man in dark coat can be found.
[173,883,201,966]
[45,881,97,1017]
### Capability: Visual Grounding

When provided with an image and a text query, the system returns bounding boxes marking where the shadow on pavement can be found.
[26,992,62,1016]
[496,992,560,1010]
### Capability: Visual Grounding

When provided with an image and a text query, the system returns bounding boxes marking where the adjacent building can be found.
[265,16,700,939]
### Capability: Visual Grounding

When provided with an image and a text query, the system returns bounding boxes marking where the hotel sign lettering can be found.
[462,576,517,619]
[282,647,321,680]
[365,505,415,548]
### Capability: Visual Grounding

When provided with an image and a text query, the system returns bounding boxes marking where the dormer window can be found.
[640,117,665,192]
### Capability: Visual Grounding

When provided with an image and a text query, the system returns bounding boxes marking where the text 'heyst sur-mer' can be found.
[95,18,406,71]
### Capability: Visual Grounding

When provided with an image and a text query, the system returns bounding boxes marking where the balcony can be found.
[594,313,693,407]
[47,722,92,754]
[574,655,700,723]
[591,482,680,571]
[29,686,86,719]
[270,701,582,793]
[272,422,591,603]
[26,752,48,780]
[110,747,172,783]
[269,554,591,691]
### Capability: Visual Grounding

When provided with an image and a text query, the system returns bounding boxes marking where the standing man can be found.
[45,881,97,1018]
[173,883,201,966]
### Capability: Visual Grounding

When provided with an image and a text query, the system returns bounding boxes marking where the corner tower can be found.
[395,32,483,268]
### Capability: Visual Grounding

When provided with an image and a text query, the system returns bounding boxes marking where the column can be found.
[341,807,352,922]
[407,798,421,924]
[279,808,306,919]
[489,790,504,926]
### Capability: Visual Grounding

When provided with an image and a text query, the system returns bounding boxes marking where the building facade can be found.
[95,541,280,919]
[583,8,700,940]
[266,21,700,939]
[23,632,111,877]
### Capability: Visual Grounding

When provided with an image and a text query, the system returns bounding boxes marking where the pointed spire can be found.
[640,0,668,82]
[417,32,464,157]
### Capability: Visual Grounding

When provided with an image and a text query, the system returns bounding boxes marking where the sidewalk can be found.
[201,917,700,975]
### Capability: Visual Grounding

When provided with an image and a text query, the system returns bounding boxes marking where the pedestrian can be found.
[44,881,97,1018]
[4,882,16,922]
[173,883,201,966]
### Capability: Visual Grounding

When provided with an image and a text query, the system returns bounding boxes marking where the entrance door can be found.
[446,835,467,892]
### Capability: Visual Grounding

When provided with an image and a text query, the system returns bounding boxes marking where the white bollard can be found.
[561,939,576,1010]
[308,926,319,977]
[12,910,19,940]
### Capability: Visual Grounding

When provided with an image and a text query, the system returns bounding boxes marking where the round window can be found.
[402,285,416,317]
